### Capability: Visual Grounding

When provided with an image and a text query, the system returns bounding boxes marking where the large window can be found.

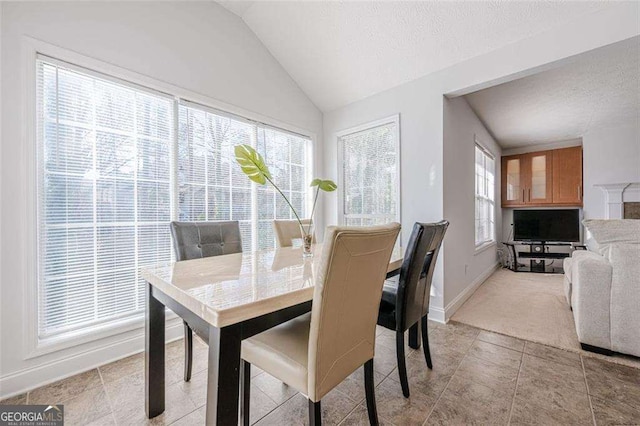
[475,142,495,247]
[36,57,312,340]
[337,116,400,226]
[177,104,311,251]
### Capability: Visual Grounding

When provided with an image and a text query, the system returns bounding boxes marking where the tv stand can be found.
[503,241,585,274]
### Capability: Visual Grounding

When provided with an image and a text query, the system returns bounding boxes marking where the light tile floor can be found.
[2,322,639,425]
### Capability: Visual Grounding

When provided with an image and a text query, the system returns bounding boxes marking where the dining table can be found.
[142,243,404,425]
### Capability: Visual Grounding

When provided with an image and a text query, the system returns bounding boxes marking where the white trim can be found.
[1,319,183,400]
[427,306,446,324]
[474,136,495,160]
[594,182,640,219]
[474,241,497,255]
[335,114,401,226]
[474,137,496,247]
[444,262,500,321]
[22,37,40,362]
[22,37,317,357]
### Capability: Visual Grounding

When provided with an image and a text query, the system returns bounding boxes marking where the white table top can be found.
[142,244,403,328]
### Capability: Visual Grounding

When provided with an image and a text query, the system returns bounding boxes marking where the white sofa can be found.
[563,219,640,357]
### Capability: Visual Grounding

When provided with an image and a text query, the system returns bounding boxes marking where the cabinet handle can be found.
[522,189,525,202]
[528,188,531,202]
[578,185,581,200]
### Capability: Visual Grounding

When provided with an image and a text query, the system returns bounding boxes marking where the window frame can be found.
[474,138,496,252]
[23,39,316,357]
[335,115,401,227]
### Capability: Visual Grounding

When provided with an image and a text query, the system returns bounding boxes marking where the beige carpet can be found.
[452,268,640,369]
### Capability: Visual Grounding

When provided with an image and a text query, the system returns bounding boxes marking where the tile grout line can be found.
[421,329,480,425]
[97,366,118,426]
[506,349,525,425]
[581,355,598,426]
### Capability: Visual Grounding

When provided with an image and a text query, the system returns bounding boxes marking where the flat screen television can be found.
[513,209,580,242]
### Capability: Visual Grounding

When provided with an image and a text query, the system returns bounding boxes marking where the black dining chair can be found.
[377,220,449,397]
[169,220,243,381]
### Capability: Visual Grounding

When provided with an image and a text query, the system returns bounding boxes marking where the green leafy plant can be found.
[234,144,336,235]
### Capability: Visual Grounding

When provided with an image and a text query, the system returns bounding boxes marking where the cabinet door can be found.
[524,151,553,204]
[501,156,525,206]
[552,146,583,205]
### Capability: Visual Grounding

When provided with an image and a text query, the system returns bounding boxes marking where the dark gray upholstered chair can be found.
[169,221,243,381]
[377,221,449,397]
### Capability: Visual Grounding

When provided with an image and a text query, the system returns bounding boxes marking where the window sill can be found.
[474,241,497,255]
[26,310,180,360]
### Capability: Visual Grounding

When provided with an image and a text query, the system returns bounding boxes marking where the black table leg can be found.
[205,323,242,425]
[408,322,420,349]
[146,282,165,418]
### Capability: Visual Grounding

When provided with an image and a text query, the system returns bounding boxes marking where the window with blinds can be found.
[177,104,256,251]
[36,57,312,341]
[37,60,174,338]
[256,127,311,249]
[177,104,311,251]
[475,143,496,247]
[338,117,399,227]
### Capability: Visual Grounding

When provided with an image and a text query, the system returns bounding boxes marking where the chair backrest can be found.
[170,221,242,261]
[307,223,401,401]
[396,221,449,331]
[273,219,315,247]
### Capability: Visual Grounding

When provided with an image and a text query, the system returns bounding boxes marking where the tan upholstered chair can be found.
[240,223,401,425]
[273,219,315,247]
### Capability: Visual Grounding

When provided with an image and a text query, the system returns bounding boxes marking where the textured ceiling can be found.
[464,37,640,148]
[220,1,614,112]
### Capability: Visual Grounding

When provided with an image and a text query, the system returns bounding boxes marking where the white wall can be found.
[323,2,639,323]
[583,122,640,219]
[443,97,501,316]
[0,1,321,398]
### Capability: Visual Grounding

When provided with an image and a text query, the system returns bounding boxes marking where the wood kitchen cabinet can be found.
[552,146,583,205]
[501,146,582,207]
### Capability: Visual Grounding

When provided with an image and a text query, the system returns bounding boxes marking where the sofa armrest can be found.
[608,243,640,356]
[571,251,613,349]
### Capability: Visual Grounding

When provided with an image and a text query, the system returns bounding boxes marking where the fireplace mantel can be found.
[594,183,640,219]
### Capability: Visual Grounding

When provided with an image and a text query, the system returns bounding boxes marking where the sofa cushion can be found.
[585,236,599,253]
[582,219,640,259]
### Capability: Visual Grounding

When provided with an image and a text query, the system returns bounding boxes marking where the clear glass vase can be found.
[299,223,314,258]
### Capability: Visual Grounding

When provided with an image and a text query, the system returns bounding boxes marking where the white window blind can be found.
[475,143,496,246]
[256,127,311,249]
[178,103,311,251]
[37,59,174,338]
[36,58,314,341]
[177,104,256,251]
[339,119,399,226]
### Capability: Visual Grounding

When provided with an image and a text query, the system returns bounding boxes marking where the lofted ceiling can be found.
[464,37,640,149]
[219,1,616,112]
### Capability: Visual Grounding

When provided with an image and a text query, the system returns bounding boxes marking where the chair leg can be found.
[364,359,379,426]
[240,360,251,426]
[395,329,410,398]
[408,322,420,349]
[183,321,193,382]
[421,316,432,369]
[308,399,321,426]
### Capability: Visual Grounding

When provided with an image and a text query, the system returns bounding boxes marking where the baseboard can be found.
[444,262,500,322]
[0,318,183,399]
[428,307,446,324]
